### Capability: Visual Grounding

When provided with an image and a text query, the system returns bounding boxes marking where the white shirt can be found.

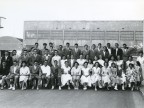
[41,65,51,76]
[20,66,30,76]
[52,55,61,66]
[137,56,144,65]
[107,48,111,55]
[71,66,81,76]
[14,66,17,74]
[98,59,104,67]
[82,67,90,76]
[92,67,101,75]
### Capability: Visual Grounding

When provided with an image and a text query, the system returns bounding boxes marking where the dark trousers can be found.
[51,76,61,86]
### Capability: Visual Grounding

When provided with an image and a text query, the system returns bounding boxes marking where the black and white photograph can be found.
[0,0,144,108]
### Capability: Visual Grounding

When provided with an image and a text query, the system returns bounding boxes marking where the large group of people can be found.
[0,42,143,91]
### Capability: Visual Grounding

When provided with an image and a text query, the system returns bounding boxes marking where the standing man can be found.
[29,49,42,66]
[113,43,123,60]
[97,43,103,56]
[41,43,48,56]
[34,43,41,55]
[1,51,13,69]
[122,44,129,61]
[89,44,98,60]
[107,43,114,57]
[82,44,89,59]
[72,43,81,60]
[63,42,72,58]
[58,45,64,58]
[19,49,30,66]
[42,49,52,66]
[100,46,109,60]
[12,50,19,62]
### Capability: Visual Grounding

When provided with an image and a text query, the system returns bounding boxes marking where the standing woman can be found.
[90,62,101,91]
[71,62,81,90]
[101,62,111,90]
[135,61,143,90]
[81,62,91,90]
[61,61,72,90]
[19,61,30,90]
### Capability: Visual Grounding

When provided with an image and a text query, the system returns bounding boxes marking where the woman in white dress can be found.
[98,55,104,67]
[110,63,118,90]
[109,55,116,68]
[137,52,144,80]
[61,61,72,90]
[126,56,134,68]
[101,62,111,90]
[90,62,101,91]
[117,64,126,90]
[88,59,93,70]
[71,62,81,90]
[60,55,67,69]
[135,61,143,90]
[126,63,136,91]
[77,54,86,69]
[116,55,124,70]
[19,61,30,90]
[81,62,91,90]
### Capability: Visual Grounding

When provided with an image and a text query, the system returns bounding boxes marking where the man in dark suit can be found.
[0,61,10,89]
[97,43,103,56]
[19,49,30,66]
[41,43,48,56]
[72,43,81,60]
[34,43,42,55]
[122,43,130,61]
[1,51,13,69]
[82,44,89,59]
[29,60,41,90]
[89,44,99,59]
[29,49,42,66]
[107,43,114,57]
[113,43,123,60]
[100,46,109,60]
[63,42,72,58]
[58,45,64,58]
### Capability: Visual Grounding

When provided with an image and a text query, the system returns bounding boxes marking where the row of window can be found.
[25,30,143,41]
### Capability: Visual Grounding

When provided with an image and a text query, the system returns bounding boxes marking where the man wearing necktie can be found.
[72,43,81,60]
[113,43,123,60]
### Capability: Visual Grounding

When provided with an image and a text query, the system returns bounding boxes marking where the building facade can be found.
[23,21,143,49]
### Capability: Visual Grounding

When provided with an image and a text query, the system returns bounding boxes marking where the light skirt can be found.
[102,75,110,84]
[90,75,101,84]
[61,74,72,86]
[19,76,29,82]
[80,75,91,86]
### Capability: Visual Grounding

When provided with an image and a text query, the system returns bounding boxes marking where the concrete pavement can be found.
[0,90,143,108]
